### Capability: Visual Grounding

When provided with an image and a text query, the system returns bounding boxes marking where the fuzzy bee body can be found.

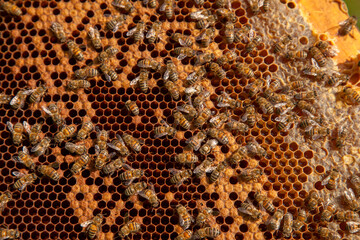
[173,111,191,130]
[292,209,307,231]
[12,172,38,191]
[236,63,255,78]
[88,26,102,50]
[238,202,262,220]
[7,122,24,145]
[194,157,214,178]
[193,108,212,128]
[112,0,135,13]
[210,160,228,183]
[267,209,284,230]
[164,60,179,82]
[118,221,141,238]
[138,58,161,71]
[50,22,67,43]
[37,164,60,181]
[31,137,51,157]
[29,84,47,103]
[97,46,119,63]
[170,169,193,185]
[154,121,177,138]
[95,126,108,151]
[174,47,196,60]
[207,62,226,79]
[126,21,146,43]
[125,100,139,116]
[171,33,193,47]
[254,191,275,213]
[71,153,91,175]
[273,34,292,53]
[119,164,144,185]
[102,157,125,175]
[13,146,35,171]
[164,80,180,100]
[107,134,130,157]
[176,205,193,229]
[124,182,147,196]
[207,128,229,145]
[74,67,99,79]
[0,192,12,214]
[54,125,76,144]
[146,20,162,44]
[0,227,20,240]
[338,16,357,36]
[106,15,127,32]
[139,184,159,207]
[239,168,263,182]
[66,39,84,61]
[309,46,326,67]
[175,230,193,240]
[10,89,33,110]
[122,133,142,152]
[99,62,118,82]
[42,104,65,126]
[81,214,103,239]
[67,80,91,91]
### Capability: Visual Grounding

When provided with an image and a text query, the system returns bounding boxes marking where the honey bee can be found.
[88,26,102,50]
[42,104,65,126]
[142,0,157,8]
[95,126,108,151]
[76,121,94,141]
[282,213,293,238]
[95,145,115,170]
[215,0,232,8]
[81,214,103,239]
[194,157,214,178]
[344,189,360,211]
[238,201,262,220]
[139,183,159,207]
[207,62,226,79]
[207,128,229,145]
[186,131,207,151]
[193,227,221,239]
[65,142,87,155]
[174,47,196,61]
[210,160,228,183]
[254,191,275,213]
[130,69,149,93]
[177,103,197,120]
[245,35,262,53]
[106,14,127,32]
[66,39,84,61]
[294,90,318,100]
[193,107,212,128]
[13,146,35,171]
[194,0,204,6]
[190,9,212,21]
[318,227,341,240]
[249,0,264,15]
[160,0,175,19]
[171,33,193,47]
[7,122,24,145]
[164,60,178,82]
[273,34,292,53]
[236,63,255,78]
[247,139,267,157]
[239,169,264,183]
[285,50,308,61]
[256,96,274,114]
[10,89,33,109]
[102,157,125,176]
[315,41,339,58]
[242,104,256,127]
[97,46,120,63]
[175,230,193,240]
[50,22,67,43]
[107,134,130,157]
[195,52,215,66]
[138,58,161,71]
[0,192,12,213]
[146,20,162,44]
[216,8,237,22]
[218,51,238,66]
[350,175,360,196]
[275,114,295,132]
[305,126,330,140]
[119,164,144,185]
[209,112,227,128]
[67,80,91,91]
[173,111,191,130]
[273,101,295,115]
[335,210,360,222]
[342,86,360,104]
[216,92,243,109]
[196,14,218,29]
[164,80,180,100]
[99,62,118,82]
[346,221,360,234]
[125,100,140,116]
[226,118,249,134]
[292,209,307,231]
[186,66,207,86]
[298,116,324,130]
[266,209,284,231]
[322,168,340,190]
[303,58,326,79]
[245,78,264,97]
[12,171,37,191]
[309,46,326,67]
[197,27,215,48]
[29,84,47,103]
[234,25,253,43]
[124,182,148,196]
[37,163,60,181]
[175,152,198,166]
[70,153,91,175]
[0,2,22,16]
[112,0,135,13]
[0,227,20,239]
[297,100,316,115]
[122,133,143,152]
[54,125,76,144]
[127,21,146,43]
[176,205,193,229]
[305,189,320,211]
[0,93,12,106]
[170,169,193,185]
[196,207,218,227]
[338,16,357,36]
[229,146,247,166]
[118,217,142,238]
[31,137,51,157]
[199,139,218,155]
[154,120,177,138]
[262,0,269,12]
[321,196,337,221]
[265,92,289,105]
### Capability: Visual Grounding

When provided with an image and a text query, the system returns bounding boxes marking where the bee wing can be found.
[312,134,322,140]
[130,76,140,86]
[80,220,93,228]
[169,168,180,175]
[18,182,28,191]
[159,2,167,11]
[107,142,121,152]
[163,70,170,80]
[178,38,188,47]
[258,0,264,7]
[275,115,287,123]
[112,1,126,8]
[339,18,350,26]
[6,121,14,134]
[12,171,25,178]
[124,179,135,186]
[217,102,231,108]
[186,72,197,81]
[126,27,137,37]
[238,206,253,216]
[12,156,24,165]
[143,0,149,4]
[123,163,134,170]
[41,106,53,116]
[104,73,112,82]
[345,189,356,201]
[311,58,320,69]
[138,189,149,199]
[177,54,187,61]
[146,28,155,39]
[95,145,101,155]
[154,131,168,138]
[23,121,31,134]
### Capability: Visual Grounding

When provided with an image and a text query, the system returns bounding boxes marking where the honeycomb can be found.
[0,0,360,239]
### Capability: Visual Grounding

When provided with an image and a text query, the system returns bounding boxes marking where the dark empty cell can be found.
[65,16,73,23]
[53,8,60,15]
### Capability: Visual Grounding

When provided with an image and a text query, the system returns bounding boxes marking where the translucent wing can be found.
[23,146,29,155]
[146,29,155,39]
[154,131,168,138]
[169,168,180,175]
[112,1,126,8]
[177,54,187,60]
[12,171,25,178]
[107,143,121,151]
[179,38,188,47]
[339,18,349,26]
[6,121,14,134]
[123,163,133,170]
[241,113,249,122]
[238,206,253,216]
[95,145,101,155]
[104,74,112,82]
[23,121,31,134]
[116,134,126,145]
[163,70,170,80]
[321,175,331,186]
[186,72,197,81]
[217,102,231,108]
[209,116,220,125]
[41,106,53,116]
[126,27,137,37]
[130,76,140,86]
[159,2,167,11]
[80,220,93,228]
[311,58,320,69]
[258,0,264,7]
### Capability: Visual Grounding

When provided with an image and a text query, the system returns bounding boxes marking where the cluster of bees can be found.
[0,0,360,239]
